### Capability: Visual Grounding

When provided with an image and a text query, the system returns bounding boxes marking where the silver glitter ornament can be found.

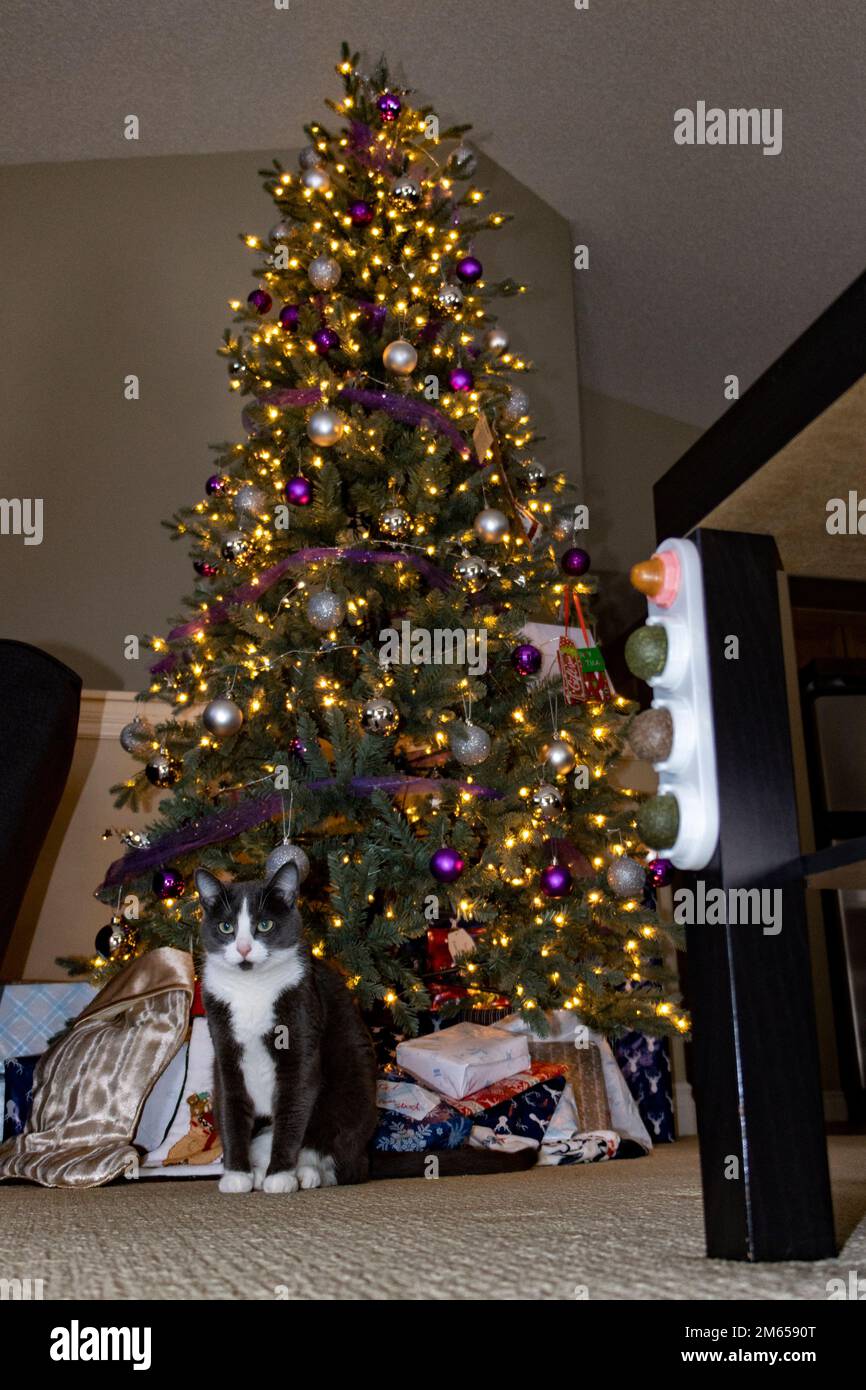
[450,721,491,767]
[382,338,418,375]
[270,219,294,241]
[453,552,489,592]
[542,738,576,777]
[551,512,573,543]
[221,531,248,561]
[362,695,399,735]
[120,829,151,850]
[305,588,346,631]
[265,841,311,882]
[119,717,153,755]
[301,166,331,194]
[531,783,563,819]
[203,696,244,738]
[435,282,464,315]
[391,176,421,209]
[504,386,529,421]
[233,485,266,522]
[473,507,509,544]
[520,460,547,493]
[145,752,183,788]
[308,254,341,290]
[379,506,411,540]
[448,143,478,179]
[299,144,323,170]
[484,326,509,356]
[306,407,344,446]
[605,856,647,899]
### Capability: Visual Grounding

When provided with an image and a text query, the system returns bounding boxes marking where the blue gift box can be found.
[3,1055,40,1140]
[471,1074,567,1142]
[373,1102,472,1152]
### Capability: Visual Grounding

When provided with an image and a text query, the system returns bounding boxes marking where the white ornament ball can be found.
[382,338,418,375]
[606,856,647,899]
[473,507,509,544]
[265,841,311,882]
[542,738,576,777]
[307,407,344,447]
[305,588,346,631]
[484,326,510,356]
[203,697,244,739]
[504,386,529,421]
[450,722,491,767]
[308,254,341,290]
[301,166,331,194]
[362,696,400,735]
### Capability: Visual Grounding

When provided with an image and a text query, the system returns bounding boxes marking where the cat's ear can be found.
[264,860,299,908]
[195,869,225,912]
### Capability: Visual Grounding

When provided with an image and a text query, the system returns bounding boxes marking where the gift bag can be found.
[557,589,613,706]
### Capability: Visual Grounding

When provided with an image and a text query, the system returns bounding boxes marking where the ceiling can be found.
[3,0,865,427]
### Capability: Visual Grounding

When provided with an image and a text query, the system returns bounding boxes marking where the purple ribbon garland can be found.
[101,776,501,888]
[242,385,473,461]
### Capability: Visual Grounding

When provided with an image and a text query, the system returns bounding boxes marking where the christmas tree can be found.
[80,45,686,1043]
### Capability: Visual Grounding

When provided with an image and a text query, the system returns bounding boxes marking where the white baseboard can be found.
[673,1080,698,1136]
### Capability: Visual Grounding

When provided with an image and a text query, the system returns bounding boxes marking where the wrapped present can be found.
[373,1101,472,1152]
[527,1038,611,1133]
[3,1056,40,1140]
[448,1061,565,1117]
[425,921,482,973]
[469,1070,567,1143]
[0,982,97,1059]
[614,1031,675,1142]
[376,1076,441,1121]
[396,1022,530,1101]
[536,1083,620,1165]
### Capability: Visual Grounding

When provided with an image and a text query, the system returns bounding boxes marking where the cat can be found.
[196,860,535,1192]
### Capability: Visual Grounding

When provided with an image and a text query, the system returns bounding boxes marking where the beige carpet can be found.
[3,1137,864,1300]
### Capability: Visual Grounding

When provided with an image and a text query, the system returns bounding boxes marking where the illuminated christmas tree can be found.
[78,45,685,1042]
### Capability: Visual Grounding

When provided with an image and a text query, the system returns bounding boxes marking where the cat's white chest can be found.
[205,947,305,1119]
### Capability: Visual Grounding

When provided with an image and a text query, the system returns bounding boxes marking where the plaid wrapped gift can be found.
[0,983,97,1059]
[527,1040,611,1133]
[448,1061,566,1116]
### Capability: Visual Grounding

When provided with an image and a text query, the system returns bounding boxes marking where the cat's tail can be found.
[367,1146,537,1181]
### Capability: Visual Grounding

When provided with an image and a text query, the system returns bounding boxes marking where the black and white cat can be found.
[197,861,377,1194]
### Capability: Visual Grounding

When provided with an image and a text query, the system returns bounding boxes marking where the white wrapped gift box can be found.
[396,1022,531,1101]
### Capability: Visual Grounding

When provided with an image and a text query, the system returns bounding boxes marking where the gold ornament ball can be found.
[542,738,576,777]
[382,338,418,375]
[302,166,331,194]
[307,407,344,447]
[473,507,510,544]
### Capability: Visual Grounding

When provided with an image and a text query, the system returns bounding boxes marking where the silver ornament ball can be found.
[484,326,510,356]
[391,176,421,208]
[473,507,510,544]
[449,144,478,179]
[308,254,341,290]
[520,460,547,493]
[307,407,344,447]
[435,282,464,315]
[531,783,563,819]
[301,166,331,194]
[203,697,244,739]
[270,219,294,241]
[265,841,311,882]
[453,552,489,592]
[606,856,647,899]
[233,485,266,521]
[504,386,530,421]
[305,588,346,631]
[299,144,323,170]
[221,531,248,561]
[379,506,411,540]
[450,722,491,767]
[382,338,418,375]
[362,696,400,736]
[542,738,576,777]
[119,717,153,755]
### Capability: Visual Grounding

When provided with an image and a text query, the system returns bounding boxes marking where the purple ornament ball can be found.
[349,200,374,227]
[153,867,185,900]
[448,366,474,392]
[429,845,465,884]
[649,857,674,888]
[313,327,340,356]
[279,303,300,331]
[205,474,226,496]
[377,92,401,122]
[561,546,591,577]
[511,643,543,678]
[248,288,272,314]
[194,559,219,578]
[456,255,483,284]
[285,475,312,506]
[540,863,572,898]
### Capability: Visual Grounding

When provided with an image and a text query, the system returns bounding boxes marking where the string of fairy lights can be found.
[90,48,687,1038]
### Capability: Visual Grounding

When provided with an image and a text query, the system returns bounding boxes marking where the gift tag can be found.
[472,411,495,465]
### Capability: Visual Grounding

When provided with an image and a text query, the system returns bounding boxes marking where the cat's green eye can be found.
[257,919,275,934]
[217,922,234,936]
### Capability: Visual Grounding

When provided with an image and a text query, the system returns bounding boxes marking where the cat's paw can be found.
[296,1163,322,1190]
[263,1170,299,1194]
[219,1170,254,1194]
[252,1167,267,1190]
